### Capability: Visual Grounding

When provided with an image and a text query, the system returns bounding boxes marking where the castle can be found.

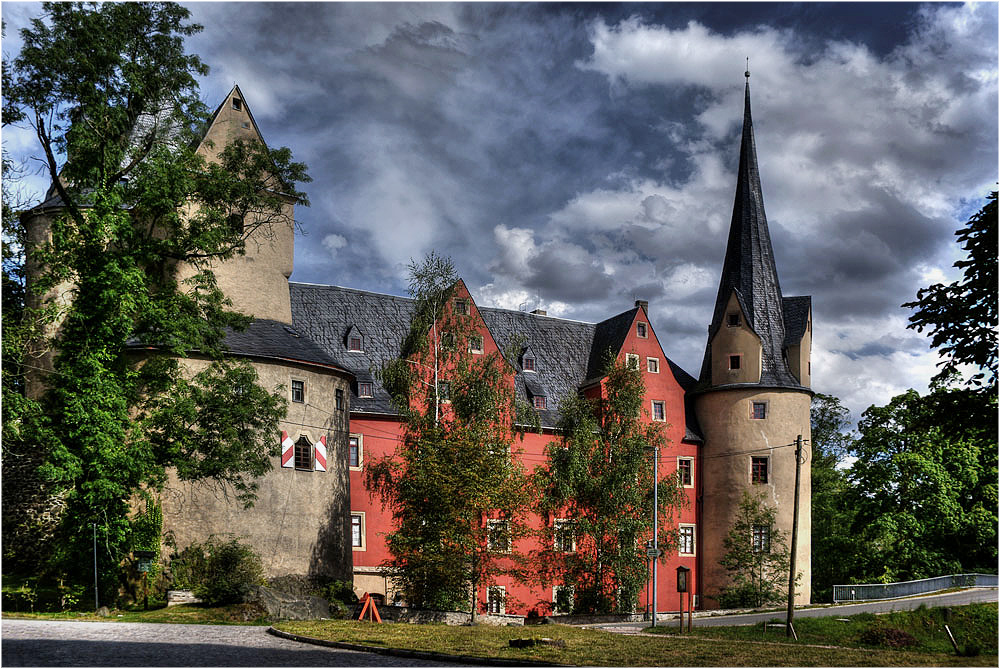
[28,76,811,613]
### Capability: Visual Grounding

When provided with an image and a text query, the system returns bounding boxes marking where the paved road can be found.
[1,619,450,667]
[593,588,999,633]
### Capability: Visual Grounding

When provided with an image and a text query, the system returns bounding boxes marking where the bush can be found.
[859,625,918,648]
[166,536,265,606]
[194,537,265,606]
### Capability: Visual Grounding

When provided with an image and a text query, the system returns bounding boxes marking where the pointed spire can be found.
[700,73,801,388]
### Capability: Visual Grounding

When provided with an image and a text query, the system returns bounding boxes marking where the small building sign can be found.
[134,550,156,573]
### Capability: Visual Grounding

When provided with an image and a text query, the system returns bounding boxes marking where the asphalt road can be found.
[1,619,450,667]
[593,588,999,632]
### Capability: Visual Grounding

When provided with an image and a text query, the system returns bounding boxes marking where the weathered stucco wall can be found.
[161,356,353,582]
[694,388,811,607]
[710,292,763,386]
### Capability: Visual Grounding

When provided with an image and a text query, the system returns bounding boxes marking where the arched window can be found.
[294,435,313,470]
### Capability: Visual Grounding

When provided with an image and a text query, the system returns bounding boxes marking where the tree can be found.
[533,359,686,614]
[718,490,793,608]
[808,393,858,602]
[3,3,307,599]
[846,386,997,583]
[903,192,997,389]
[365,253,532,619]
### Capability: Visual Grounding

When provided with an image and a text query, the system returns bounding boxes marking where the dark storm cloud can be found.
[4,2,995,423]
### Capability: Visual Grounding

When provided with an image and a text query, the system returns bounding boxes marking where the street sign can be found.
[646,547,662,558]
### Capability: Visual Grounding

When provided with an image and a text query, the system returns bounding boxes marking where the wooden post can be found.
[786,435,803,638]
[678,592,683,631]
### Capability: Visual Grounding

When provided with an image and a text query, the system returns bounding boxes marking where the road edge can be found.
[266,626,567,667]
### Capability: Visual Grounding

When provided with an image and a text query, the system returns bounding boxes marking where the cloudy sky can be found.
[3,2,997,425]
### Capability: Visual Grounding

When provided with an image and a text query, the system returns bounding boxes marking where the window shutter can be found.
[314,435,327,472]
[281,431,295,468]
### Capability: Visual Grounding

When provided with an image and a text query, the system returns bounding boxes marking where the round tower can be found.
[694,74,812,608]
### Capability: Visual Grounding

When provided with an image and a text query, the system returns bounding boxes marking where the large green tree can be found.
[366,253,532,619]
[903,191,997,389]
[846,386,997,583]
[808,393,858,602]
[3,2,308,599]
[533,359,686,614]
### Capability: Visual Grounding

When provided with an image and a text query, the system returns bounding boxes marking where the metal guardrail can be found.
[833,573,999,603]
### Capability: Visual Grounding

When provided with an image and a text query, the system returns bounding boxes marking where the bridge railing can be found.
[833,573,998,603]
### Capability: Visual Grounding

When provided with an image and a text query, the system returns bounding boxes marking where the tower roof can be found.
[699,76,803,389]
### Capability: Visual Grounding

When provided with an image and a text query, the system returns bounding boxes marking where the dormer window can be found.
[348,336,362,351]
[346,326,365,352]
[637,322,648,338]
[727,313,741,327]
[523,356,535,372]
[358,382,373,398]
[533,395,547,410]
[232,98,243,111]
[454,298,469,315]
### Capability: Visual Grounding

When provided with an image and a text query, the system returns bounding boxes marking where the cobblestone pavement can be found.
[1,619,450,667]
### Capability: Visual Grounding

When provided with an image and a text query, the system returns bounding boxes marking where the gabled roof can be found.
[699,77,807,390]
[782,296,811,348]
[290,282,703,441]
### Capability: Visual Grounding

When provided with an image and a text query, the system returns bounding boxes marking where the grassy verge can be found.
[1,604,271,626]
[652,603,998,657]
[275,618,997,666]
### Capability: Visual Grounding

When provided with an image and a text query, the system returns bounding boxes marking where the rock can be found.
[166,590,203,607]
[96,606,111,617]
[245,585,331,620]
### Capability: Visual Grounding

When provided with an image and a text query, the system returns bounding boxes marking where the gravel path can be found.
[1,619,450,667]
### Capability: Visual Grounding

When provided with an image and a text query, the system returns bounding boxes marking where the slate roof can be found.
[290,282,703,442]
[782,296,811,349]
[126,318,349,373]
[699,78,809,390]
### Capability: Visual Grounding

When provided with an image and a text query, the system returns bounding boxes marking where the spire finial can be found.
[745,57,750,80]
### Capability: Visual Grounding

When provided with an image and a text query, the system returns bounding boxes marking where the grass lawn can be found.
[275,614,998,667]
[653,602,998,656]
[1,604,270,626]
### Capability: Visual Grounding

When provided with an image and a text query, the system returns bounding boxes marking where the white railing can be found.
[833,573,998,603]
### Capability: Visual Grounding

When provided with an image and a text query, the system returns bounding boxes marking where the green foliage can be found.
[718,490,792,608]
[366,253,532,616]
[846,386,998,583]
[903,191,997,389]
[533,358,686,614]
[192,537,266,607]
[2,2,305,598]
[164,534,209,591]
[809,393,858,602]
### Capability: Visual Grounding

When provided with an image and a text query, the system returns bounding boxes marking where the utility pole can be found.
[786,434,803,638]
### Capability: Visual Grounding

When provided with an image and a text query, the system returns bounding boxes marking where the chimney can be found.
[530,309,547,316]
[635,300,648,313]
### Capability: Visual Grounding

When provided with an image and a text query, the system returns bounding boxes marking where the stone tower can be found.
[694,74,812,607]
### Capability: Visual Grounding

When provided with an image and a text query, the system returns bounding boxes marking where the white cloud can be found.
[322,234,347,254]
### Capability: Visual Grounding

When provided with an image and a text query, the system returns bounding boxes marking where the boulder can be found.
[246,585,331,620]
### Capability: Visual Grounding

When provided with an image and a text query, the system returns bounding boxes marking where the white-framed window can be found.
[294,435,313,471]
[552,585,574,614]
[487,519,511,553]
[637,322,648,338]
[728,354,742,371]
[533,395,547,410]
[349,434,363,470]
[751,400,768,419]
[522,355,536,372]
[487,585,506,614]
[752,524,771,553]
[351,512,366,550]
[468,335,484,354]
[348,335,363,352]
[651,400,665,422]
[554,519,576,553]
[647,357,659,373]
[677,457,693,487]
[679,524,696,556]
[626,353,640,370]
[291,379,305,403]
[358,382,374,398]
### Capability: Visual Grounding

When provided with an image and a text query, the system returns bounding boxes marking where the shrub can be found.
[859,625,918,648]
[194,537,265,606]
